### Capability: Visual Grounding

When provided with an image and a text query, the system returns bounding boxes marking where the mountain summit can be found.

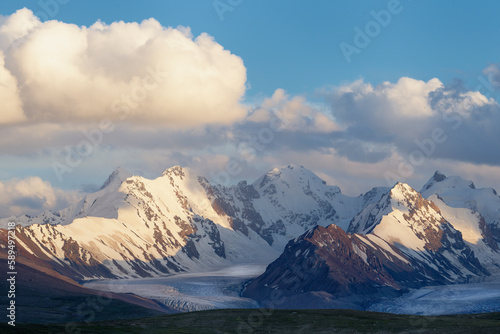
[421,171,476,194]
[99,167,133,190]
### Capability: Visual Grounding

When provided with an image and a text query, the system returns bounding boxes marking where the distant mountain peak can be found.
[99,167,132,190]
[433,170,447,182]
[421,171,448,192]
[421,171,477,195]
[390,182,419,202]
[161,165,186,178]
[267,164,304,176]
[254,164,327,190]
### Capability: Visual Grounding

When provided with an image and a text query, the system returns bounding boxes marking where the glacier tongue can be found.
[84,264,264,312]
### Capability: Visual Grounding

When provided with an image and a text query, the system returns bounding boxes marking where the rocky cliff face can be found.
[243,224,413,302]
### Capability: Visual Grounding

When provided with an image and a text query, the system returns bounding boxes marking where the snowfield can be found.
[83,264,265,312]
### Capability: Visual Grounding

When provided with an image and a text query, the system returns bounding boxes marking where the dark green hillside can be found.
[1,309,499,333]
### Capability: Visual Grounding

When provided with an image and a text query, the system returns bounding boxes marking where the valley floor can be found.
[2,309,499,333]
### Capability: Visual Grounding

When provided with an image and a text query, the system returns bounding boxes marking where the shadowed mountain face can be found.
[243,224,413,309]
[0,255,171,324]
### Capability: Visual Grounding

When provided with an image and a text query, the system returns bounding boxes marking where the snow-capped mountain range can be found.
[244,180,500,308]
[1,165,499,303]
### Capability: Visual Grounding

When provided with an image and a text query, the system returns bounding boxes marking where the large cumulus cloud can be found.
[323,77,500,165]
[0,8,247,126]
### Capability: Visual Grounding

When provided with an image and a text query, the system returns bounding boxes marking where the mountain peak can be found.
[99,167,132,190]
[433,170,447,182]
[349,182,431,235]
[390,182,418,200]
[161,165,189,179]
[421,171,477,196]
[268,164,303,176]
[254,164,329,190]
[421,171,448,192]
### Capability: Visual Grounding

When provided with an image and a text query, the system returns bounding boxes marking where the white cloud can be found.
[431,89,491,118]
[0,176,80,217]
[247,88,340,133]
[0,9,247,126]
[0,51,25,123]
[322,77,500,165]
[329,77,445,123]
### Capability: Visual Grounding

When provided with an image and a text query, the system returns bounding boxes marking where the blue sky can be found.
[0,1,499,217]
[3,0,499,99]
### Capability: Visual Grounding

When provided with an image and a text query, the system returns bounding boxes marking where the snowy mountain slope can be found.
[251,165,387,233]
[0,210,66,228]
[427,194,500,272]
[349,182,488,280]
[8,166,279,280]
[3,165,386,280]
[245,181,498,309]
[57,166,133,221]
[202,164,389,252]
[252,165,390,232]
[421,171,500,245]
[0,167,133,228]
[3,166,499,288]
